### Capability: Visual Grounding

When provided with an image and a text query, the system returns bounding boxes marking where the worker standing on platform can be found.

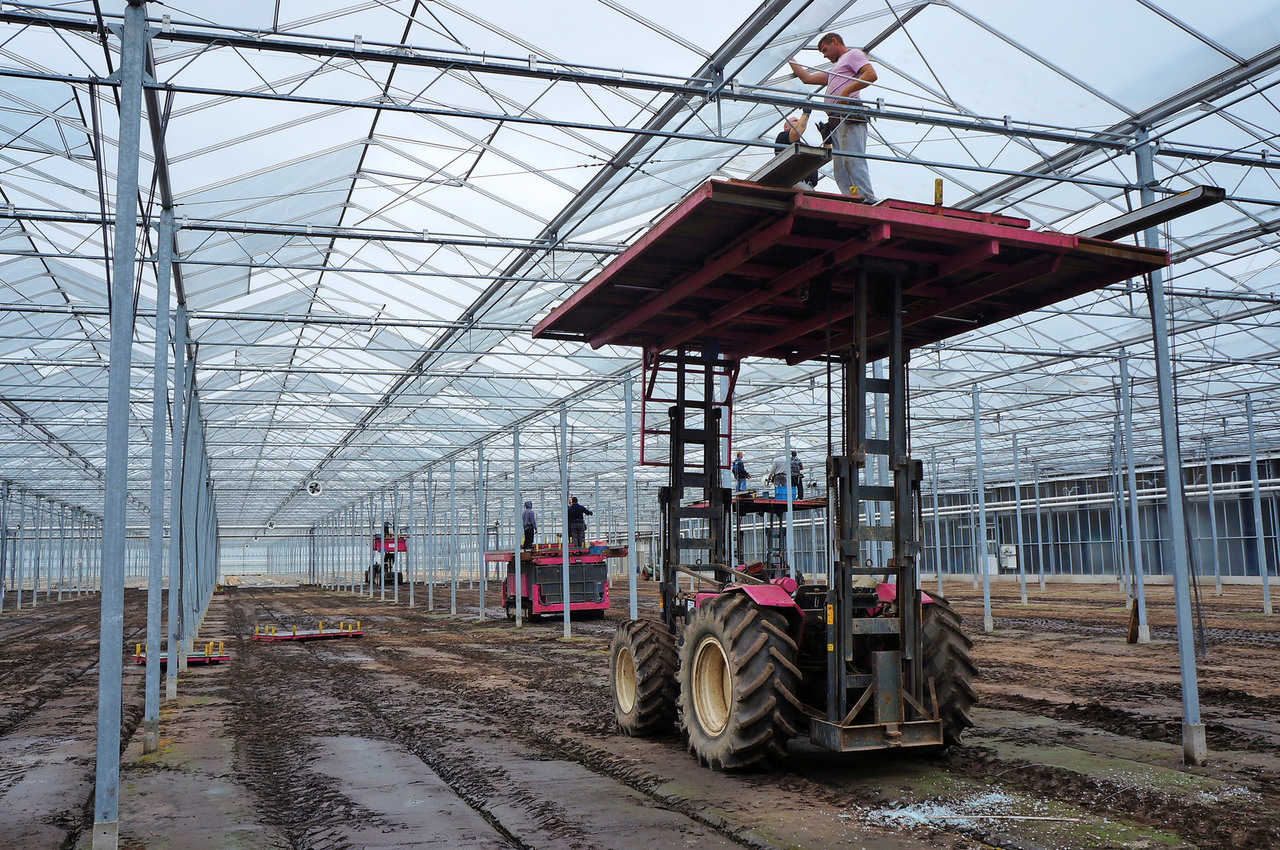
[788,33,878,203]
[567,496,593,548]
[767,454,788,491]
[790,450,805,499]
[732,451,751,492]
[521,500,536,550]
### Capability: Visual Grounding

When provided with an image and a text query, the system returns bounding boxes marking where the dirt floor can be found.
[1,576,1278,850]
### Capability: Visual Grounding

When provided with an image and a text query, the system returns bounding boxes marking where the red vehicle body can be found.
[489,543,626,619]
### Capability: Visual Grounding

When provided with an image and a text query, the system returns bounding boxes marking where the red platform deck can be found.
[533,180,1167,362]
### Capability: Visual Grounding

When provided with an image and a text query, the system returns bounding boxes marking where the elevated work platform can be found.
[533,180,1167,362]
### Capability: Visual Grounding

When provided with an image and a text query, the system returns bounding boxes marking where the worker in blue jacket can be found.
[567,497,593,549]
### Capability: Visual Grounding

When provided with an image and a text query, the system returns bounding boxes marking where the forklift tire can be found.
[921,595,978,747]
[610,619,678,736]
[678,593,802,770]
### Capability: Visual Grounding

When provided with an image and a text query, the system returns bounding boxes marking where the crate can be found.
[774,485,798,500]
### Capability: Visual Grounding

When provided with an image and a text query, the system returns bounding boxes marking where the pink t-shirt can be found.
[825,48,870,102]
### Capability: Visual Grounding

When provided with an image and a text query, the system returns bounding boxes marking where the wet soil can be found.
[1,578,1277,849]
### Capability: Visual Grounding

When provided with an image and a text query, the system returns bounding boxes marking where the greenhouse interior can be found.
[1,1,1278,849]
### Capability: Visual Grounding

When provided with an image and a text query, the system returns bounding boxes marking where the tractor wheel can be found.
[677,593,802,770]
[921,595,978,747]
[610,619,677,736]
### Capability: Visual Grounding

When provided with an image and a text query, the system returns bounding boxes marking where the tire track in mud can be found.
[980,691,1278,754]
[223,597,392,850]
[232,590,787,849]
[0,595,147,740]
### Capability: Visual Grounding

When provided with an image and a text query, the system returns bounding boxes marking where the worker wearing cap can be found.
[788,32,878,203]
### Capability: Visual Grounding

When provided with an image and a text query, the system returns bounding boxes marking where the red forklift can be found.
[534,174,1167,769]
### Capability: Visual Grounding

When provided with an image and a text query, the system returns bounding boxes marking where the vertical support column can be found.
[1135,128,1204,764]
[972,388,993,632]
[393,485,401,603]
[427,468,435,612]
[144,208,173,753]
[449,459,457,615]
[0,484,8,615]
[408,477,416,607]
[931,449,942,595]
[1012,434,1027,605]
[167,304,187,699]
[626,376,638,620]
[513,428,523,627]
[784,428,795,581]
[379,489,387,601]
[477,444,486,620]
[95,4,147,845]
[33,498,42,606]
[560,404,572,639]
[1246,395,1273,615]
[1122,363,1149,639]
[1113,414,1132,596]
[1204,439,1222,596]
[16,491,25,609]
[58,505,67,602]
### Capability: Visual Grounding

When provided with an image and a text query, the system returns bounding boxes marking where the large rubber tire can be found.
[610,620,678,736]
[677,593,802,770]
[921,595,978,747]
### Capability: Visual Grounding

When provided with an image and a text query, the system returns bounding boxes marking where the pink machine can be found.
[489,543,627,620]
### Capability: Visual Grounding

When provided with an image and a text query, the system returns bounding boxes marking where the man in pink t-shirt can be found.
[788,33,878,203]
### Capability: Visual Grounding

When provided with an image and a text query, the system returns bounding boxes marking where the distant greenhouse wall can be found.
[923,456,1280,581]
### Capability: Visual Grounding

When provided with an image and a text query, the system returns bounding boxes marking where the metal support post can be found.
[379,489,387,601]
[15,491,24,609]
[33,498,41,606]
[1204,439,1222,596]
[449,458,457,615]
[144,207,173,753]
[477,444,485,619]
[1246,395,1273,615]
[1135,128,1205,764]
[393,485,401,603]
[408,477,415,606]
[94,4,147,844]
[1119,355,1150,634]
[626,376,638,620]
[167,303,187,697]
[931,449,942,595]
[0,484,7,614]
[58,505,67,603]
[785,428,795,580]
[513,428,522,627]
[560,404,572,639]
[1112,414,1132,597]
[1012,435,1027,605]
[972,388,993,631]
[427,467,435,611]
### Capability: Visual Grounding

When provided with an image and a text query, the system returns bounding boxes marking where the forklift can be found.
[533,169,1167,769]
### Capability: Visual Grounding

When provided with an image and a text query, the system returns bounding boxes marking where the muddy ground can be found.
[1,577,1278,850]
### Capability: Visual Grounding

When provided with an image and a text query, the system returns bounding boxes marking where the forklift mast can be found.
[657,346,733,628]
